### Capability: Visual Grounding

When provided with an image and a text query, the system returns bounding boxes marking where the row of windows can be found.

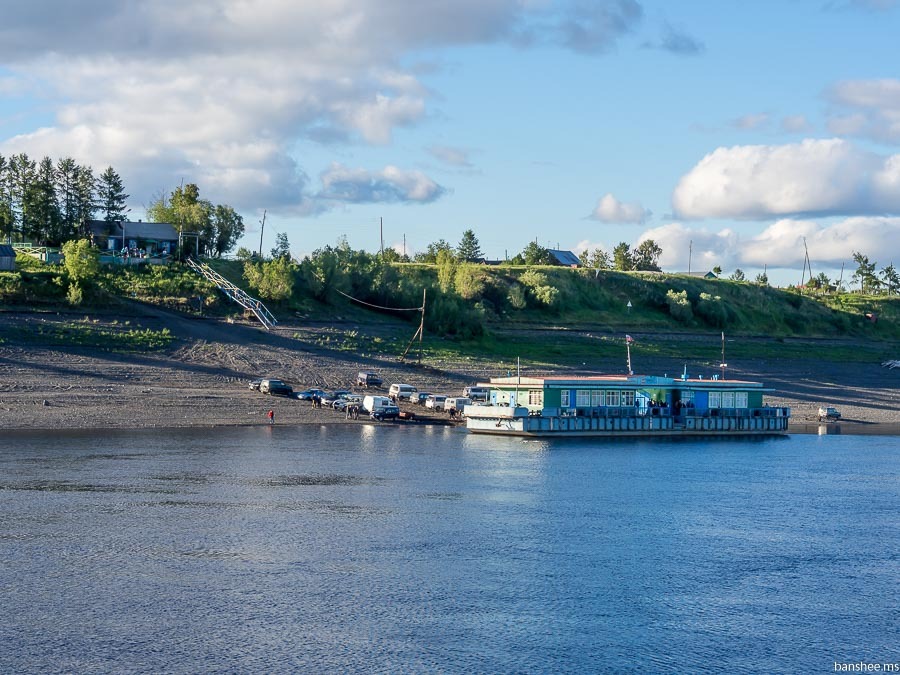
[557,389,748,409]
[562,390,636,407]
[708,391,748,409]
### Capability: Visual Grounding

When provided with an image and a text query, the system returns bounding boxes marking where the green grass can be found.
[0,319,174,350]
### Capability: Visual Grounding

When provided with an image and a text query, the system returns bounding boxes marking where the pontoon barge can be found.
[464,374,790,437]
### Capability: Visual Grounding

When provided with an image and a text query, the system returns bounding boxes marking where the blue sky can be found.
[2,0,900,285]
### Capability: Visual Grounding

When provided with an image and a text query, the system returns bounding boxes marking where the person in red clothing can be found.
[267,409,274,424]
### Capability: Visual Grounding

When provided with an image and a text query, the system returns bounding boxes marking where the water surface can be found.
[1,426,897,673]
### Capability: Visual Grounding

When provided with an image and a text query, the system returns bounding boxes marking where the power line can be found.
[333,288,422,312]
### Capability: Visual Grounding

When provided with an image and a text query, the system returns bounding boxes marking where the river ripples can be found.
[1,426,898,673]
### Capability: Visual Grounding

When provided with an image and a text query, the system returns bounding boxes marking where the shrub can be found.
[666,289,693,323]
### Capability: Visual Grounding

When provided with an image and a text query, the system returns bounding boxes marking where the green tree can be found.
[436,248,456,292]
[579,247,611,269]
[97,166,129,223]
[270,232,291,260]
[881,262,899,295]
[56,157,79,238]
[612,242,633,271]
[72,165,97,234]
[851,251,878,293]
[29,157,62,245]
[61,238,100,282]
[8,153,36,241]
[210,204,244,257]
[414,239,453,264]
[456,229,483,262]
[454,263,486,299]
[632,239,662,271]
[754,271,769,286]
[0,154,12,241]
[712,265,723,276]
[521,241,552,266]
[244,256,294,301]
[729,268,745,282]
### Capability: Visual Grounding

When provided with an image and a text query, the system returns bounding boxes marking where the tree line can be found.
[0,153,129,246]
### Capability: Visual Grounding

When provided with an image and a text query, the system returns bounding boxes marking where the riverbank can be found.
[0,309,897,433]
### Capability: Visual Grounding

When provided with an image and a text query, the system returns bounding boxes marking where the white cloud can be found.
[0,0,643,215]
[318,162,445,204]
[732,113,770,131]
[672,138,900,219]
[590,193,651,224]
[781,115,812,133]
[427,145,474,168]
[630,217,900,274]
[826,78,900,143]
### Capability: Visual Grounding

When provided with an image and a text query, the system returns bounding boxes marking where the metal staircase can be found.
[185,258,277,330]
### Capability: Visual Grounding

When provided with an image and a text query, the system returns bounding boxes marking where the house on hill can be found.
[679,270,718,280]
[548,249,581,268]
[87,220,179,258]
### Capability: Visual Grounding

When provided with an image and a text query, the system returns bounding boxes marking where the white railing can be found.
[185,258,277,330]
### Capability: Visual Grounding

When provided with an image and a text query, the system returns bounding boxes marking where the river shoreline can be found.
[0,310,897,434]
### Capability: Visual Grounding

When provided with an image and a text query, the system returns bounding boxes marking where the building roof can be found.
[482,374,765,390]
[87,220,179,240]
[0,245,15,257]
[548,249,581,267]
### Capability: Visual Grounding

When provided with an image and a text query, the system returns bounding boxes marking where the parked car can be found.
[410,391,432,405]
[296,388,327,401]
[425,395,447,411]
[388,383,417,402]
[444,397,472,415]
[356,371,383,388]
[463,386,490,402]
[818,406,842,422]
[322,390,352,405]
[362,395,400,421]
[248,379,262,391]
[333,394,362,410]
[259,379,293,396]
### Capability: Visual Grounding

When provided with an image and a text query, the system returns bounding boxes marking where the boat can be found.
[464,373,790,437]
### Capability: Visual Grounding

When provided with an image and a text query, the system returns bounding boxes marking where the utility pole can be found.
[258,209,266,258]
[688,240,692,274]
[380,217,384,259]
[403,233,406,259]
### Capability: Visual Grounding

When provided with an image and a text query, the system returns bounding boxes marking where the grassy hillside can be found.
[2,255,898,358]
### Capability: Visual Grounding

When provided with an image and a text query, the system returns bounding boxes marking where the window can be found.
[561,390,570,407]
[735,392,748,408]
[591,390,604,406]
[605,390,620,407]
[528,390,543,406]
[721,391,735,408]
[621,391,635,406]
[576,390,591,406]
[708,391,721,408]
[681,390,694,404]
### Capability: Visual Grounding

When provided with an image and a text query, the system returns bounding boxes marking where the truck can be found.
[362,395,400,421]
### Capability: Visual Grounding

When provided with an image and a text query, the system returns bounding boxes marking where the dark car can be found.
[259,379,293,396]
[356,371,383,388]
[296,388,327,401]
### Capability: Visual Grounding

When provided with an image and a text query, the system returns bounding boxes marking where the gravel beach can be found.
[1,309,897,434]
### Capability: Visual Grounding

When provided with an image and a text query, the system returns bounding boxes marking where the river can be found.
[1,426,897,673]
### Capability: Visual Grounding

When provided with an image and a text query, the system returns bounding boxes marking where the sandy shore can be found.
[1,309,897,434]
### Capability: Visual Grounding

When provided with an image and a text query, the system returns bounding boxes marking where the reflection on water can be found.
[1,426,898,673]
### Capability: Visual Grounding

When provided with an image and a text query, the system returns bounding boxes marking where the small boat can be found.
[464,373,790,437]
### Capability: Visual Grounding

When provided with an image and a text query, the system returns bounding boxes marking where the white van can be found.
[444,397,472,414]
[362,395,399,420]
[388,383,417,401]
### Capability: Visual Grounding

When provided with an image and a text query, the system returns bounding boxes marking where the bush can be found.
[666,289,693,323]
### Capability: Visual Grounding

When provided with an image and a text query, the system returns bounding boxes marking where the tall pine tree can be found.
[98,166,129,223]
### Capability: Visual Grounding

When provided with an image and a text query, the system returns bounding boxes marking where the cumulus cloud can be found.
[590,193,651,224]
[0,0,647,215]
[672,138,900,220]
[628,217,900,273]
[826,78,900,143]
[317,163,445,204]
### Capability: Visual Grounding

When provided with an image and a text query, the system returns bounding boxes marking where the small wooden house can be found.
[0,245,16,271]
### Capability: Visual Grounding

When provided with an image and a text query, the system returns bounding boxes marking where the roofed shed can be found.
[0,245,16,271]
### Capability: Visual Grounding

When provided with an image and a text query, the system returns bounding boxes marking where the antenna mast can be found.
[258,209,266,258]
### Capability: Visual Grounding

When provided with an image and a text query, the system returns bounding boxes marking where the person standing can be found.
[267,409,274,425]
